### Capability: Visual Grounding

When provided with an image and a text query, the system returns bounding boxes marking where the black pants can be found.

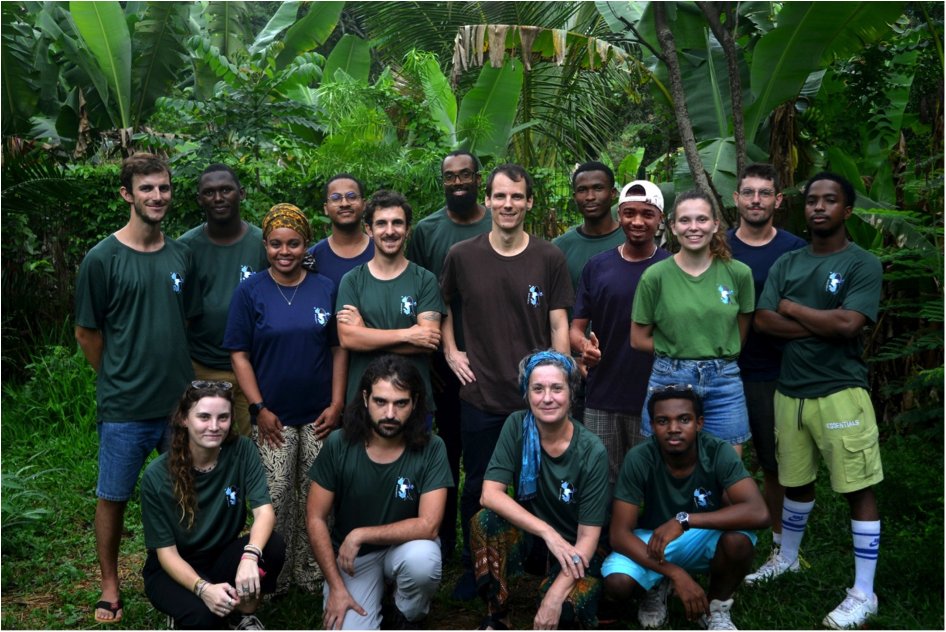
[432,352,462,551]
[459,400,508,568]
[143,533,286,629]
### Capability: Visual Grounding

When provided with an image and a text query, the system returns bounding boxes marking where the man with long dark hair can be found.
[306,355,453,630]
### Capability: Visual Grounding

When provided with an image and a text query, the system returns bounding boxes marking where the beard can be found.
[371,417,406,438]
[445,188,477,216]
[739,206,775,227]
[133,199,166,226]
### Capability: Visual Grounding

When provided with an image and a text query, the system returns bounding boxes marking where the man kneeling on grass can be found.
[306,355,454,630]
[602,385,769,630]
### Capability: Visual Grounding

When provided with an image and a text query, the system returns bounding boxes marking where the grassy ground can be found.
[2,345,943,629]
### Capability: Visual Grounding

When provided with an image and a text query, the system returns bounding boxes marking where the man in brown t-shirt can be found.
[440,163,573,599]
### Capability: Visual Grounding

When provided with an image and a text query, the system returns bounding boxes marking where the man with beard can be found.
[307,355,453,630]
[75,153,202,624]
[336,190,445,415]
[406,150,492,565]
[754,173,884,629]
[178,163,268,437]
[725,163,806,575]
[554,162,625,422]
[308,173,375,291]
[570,181,670,491]
[440,164,573,600]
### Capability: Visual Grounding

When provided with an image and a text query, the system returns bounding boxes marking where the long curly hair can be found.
[670,189,732,262]
[342,355,431,451]
[167,383,238,530]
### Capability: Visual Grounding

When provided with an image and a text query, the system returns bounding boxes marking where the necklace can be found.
[194,452,219,474]
[620,243,658,262]
[270,270,301,306]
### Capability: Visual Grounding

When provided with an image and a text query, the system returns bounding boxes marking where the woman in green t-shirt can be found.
[141,382,285,629]
[473,351,609,630]
[631,190,753,455]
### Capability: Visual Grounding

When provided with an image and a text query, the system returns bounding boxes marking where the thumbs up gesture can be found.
[581,332,602,369]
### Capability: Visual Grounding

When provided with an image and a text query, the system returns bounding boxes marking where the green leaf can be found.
[617,147,646,182]
[203,0,249,58]
[323,34,371,85]
[275,0,343,70]
[418,57,457,144]
[456,59,524,160]
[825,146,867,195]
[248,1,299,54]
[1,9,41,135]
[855,209,938,254]
[70,0,132,128]
[130,1,190,129]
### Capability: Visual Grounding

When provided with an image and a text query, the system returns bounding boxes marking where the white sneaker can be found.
[743,549,801,584]
[232,614,265,630]
[823,588,878,629]
[700,598,737,630]
[637,577,671,628]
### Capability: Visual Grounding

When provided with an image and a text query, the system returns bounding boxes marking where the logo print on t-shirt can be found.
[527,285,544,307]
[717,285,733,304]
[240,265,255,282]
[170,272,184,293]
[314,307,329,326]
[825,272,844,293]
[395,477,415,500]
[225,486,240,506]
[559,481,576,503]
[693,487,713,508]
[400,296,416,316]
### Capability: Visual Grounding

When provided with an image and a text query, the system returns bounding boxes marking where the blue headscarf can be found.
[517,351,574,502]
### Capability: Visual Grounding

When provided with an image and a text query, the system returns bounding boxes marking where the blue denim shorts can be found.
[96,418,169,502]
[641,357,751,444]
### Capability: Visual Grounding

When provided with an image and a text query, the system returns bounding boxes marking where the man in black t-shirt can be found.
[602,387,769,630]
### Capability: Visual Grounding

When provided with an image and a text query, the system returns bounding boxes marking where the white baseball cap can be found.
[618,180,664,212]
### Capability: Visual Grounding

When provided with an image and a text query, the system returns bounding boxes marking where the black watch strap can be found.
[249,402,265,416]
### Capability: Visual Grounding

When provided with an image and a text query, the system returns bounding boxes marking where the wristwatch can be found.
[675,511,690,531]
[248,402,266,416]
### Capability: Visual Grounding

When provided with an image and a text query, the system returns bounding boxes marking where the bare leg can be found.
[707,532,754,601]
[785,482,816,504]
[604,573,643,600]
[762,468,785,537]
[844,487,879,521]
[95,498,128,621]
[732,443,743,458]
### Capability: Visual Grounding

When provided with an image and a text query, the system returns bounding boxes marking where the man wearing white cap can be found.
[569,180,670,493]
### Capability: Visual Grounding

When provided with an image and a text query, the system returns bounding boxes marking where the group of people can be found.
[75,150,884,631]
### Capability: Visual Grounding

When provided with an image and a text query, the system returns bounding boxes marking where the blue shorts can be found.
[602,528,758,590]
[642,357,751,444]
[96,418,169,502]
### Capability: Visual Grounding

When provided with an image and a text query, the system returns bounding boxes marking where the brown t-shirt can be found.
[440,233,574,415]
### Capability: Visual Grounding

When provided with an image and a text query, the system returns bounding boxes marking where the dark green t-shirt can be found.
[614,432,750,531]
[406,206,492,352]
[308,429,454,556]
[757,244,882,398]
[632,257,754,360]
[336,262,445,409]
[178,223,269,370]
[141,436,271,558]
[553,225,625,320]
[74,235,201,422]
[485,411,610,544]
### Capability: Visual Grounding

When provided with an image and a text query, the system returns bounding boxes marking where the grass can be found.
[1,344,943,630]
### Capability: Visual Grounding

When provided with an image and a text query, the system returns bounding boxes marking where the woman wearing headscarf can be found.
[472,350,610,630]
[224,204,347,595]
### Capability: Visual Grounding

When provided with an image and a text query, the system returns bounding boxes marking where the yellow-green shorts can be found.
[774,387,883,494]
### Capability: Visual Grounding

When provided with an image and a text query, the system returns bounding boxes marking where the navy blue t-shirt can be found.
[727,228,807,381]
[573,246,671,413]
[223,270,338,426]
[307,238,375,292]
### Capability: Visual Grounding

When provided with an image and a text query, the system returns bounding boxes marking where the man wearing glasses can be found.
[726,163,806,577]
[308,173,375,291]
[406,150,492,568]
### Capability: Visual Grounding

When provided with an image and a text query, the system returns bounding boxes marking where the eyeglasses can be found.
[327,192,361,205]
[442,170,478,184]
[191,380,233,390]
[648,383,694,394]
[739,188,776,200]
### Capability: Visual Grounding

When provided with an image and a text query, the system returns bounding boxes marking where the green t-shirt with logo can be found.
[632,257,754,360]
[74,235,202,422]
[406,207,492,352]
[178,223,269,370]
[141,436,271,558]
[614,432,749,531]
[484,411,609,544]
[308,429,454,556]
[336,262,445,409]
[757,244,882,398]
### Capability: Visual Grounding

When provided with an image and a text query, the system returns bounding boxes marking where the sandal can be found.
[478,614,509,630]
[93,598,124,624]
